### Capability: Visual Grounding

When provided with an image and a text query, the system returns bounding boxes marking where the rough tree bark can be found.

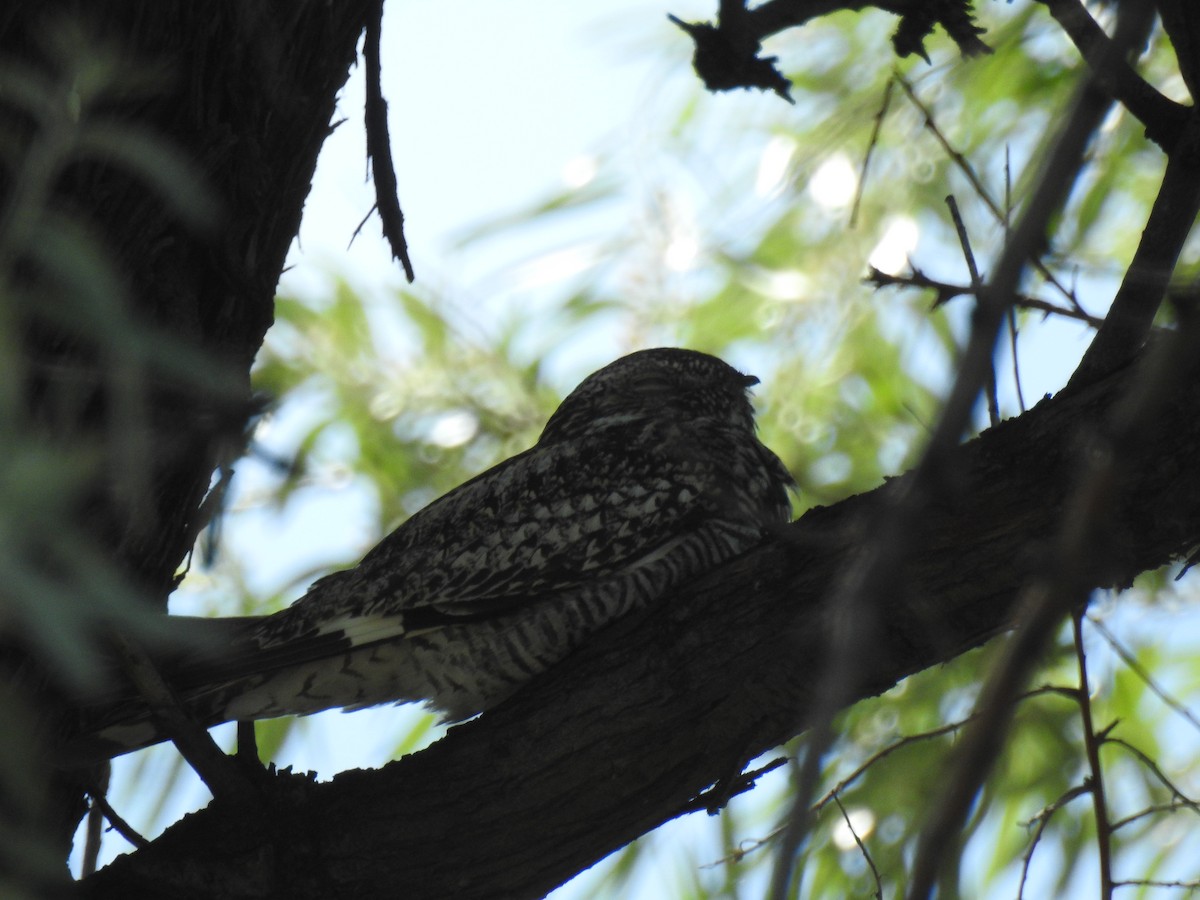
[3,0,376,603]
[3,1,1198,898]
[1,0,376,875]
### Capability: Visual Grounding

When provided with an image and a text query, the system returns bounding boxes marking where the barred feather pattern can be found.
[73,347,793,760]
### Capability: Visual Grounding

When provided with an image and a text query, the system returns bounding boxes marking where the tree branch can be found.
[83,345,1200,900]
[1036,0,1190,149]
[1156,0,1200,102]
[1070,111,1200,386]
[669,0,990,102]
[867,266,1103,327]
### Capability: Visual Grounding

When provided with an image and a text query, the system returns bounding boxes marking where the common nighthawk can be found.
[71,347,793,760]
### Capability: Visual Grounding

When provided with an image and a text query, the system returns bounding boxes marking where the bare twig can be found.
[897,73,1002,222]
[833,793,884,900]
[363,0,415,282]
[1103,736,1200,817]
[815,719,968,812]
[681,756,789,815]
[947,193,985,292]
[896,74,1085,316]
[1112,800,1199,832]
[867,267,1103,326]
[719,686,1072,873]
[1017,784,1091,900]
[1113,878,1200,890]
[1005,147,1027,412]
[86,787,150,851]
[851,76,894,228]
[1073,611,1114,899]
[1089,616,1200,736]
[719,684,1072,868]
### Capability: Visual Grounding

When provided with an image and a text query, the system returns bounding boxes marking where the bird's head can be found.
[538,348,761,444]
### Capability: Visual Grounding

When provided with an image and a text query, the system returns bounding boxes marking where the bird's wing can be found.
[256,419,745,648]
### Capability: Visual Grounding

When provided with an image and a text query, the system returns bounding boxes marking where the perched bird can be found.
[69,347,793,761]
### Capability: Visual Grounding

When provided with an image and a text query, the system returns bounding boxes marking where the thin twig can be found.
[833,793,883,900]
[712,686,1072,871]
[1017,784,1091,900]
[1088,615,1200,736]
[897,73,1002,222]
[681,756,789,815]
[946,194,998,426]
[1005,146,1027,412]
[895,74,1084,316]
[87,787,150,850]
[1103,736,1200,816]
[1111,799,1198,832]
[814,719,970,813]
[867,267,1103,326]
[851,77,894,228]
[1113,879,1200,890]
[1073,611,1114,899]
[726,722,977,870]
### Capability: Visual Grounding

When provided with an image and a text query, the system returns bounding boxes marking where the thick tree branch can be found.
[1156,0,1200,102]
[1070,109,1200,386]
[84,346,1200,900]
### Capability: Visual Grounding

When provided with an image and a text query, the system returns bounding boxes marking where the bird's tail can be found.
[56,614,269,766]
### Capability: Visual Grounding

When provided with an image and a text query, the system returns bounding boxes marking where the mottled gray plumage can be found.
[72,347,793,760]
